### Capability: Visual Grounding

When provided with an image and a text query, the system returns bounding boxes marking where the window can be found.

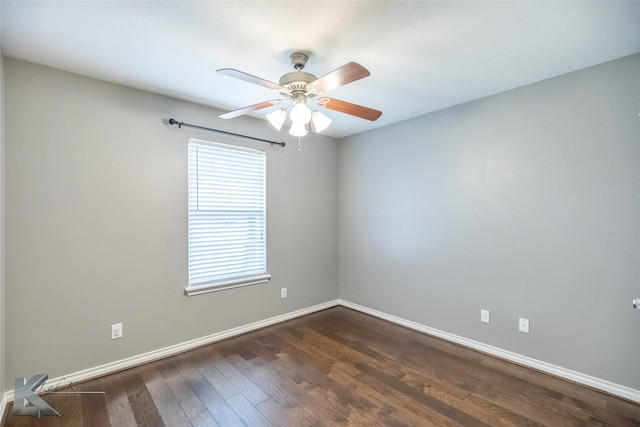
[186,138,269,296]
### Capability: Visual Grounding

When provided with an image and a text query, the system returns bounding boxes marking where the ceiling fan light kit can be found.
[311,110,332,133]
[266,108,287,131]
[217,52,382,138]
[290,101,312,125]
[289,123,309,137]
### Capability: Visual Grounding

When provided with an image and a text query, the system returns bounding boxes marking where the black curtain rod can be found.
[168,118,286,147]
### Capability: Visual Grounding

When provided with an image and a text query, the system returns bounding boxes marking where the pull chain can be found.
[298,136,302,153]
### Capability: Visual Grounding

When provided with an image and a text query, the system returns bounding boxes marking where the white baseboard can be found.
[0,392,8,424]
[0,299,340,412]
[338,299,640,404]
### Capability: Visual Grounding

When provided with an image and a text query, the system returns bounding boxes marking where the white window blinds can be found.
[187,139,269,295]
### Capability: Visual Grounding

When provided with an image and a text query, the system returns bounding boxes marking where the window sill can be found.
[184,274,271,296]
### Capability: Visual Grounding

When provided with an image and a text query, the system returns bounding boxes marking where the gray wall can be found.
[339,53,640,389]
[4,58,339,389]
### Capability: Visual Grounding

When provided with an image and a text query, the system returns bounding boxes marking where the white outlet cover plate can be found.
[519,318,530,333]
[481,309,490,323]
[111,323,123,340]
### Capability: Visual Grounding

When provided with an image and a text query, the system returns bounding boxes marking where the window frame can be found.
[185,138,270,296]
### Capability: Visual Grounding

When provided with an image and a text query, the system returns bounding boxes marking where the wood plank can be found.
[79,378,110,427]
[202,349,269,406]
[225,353,337,425]
[100,372,137,427]
[119,368,165,427]
[254,397,310,427]
[172,352,244,426]
[137,363,192,427]
[453,394,545,427]
[226,394,272,427]
[190,348,241,400]
[155,357,220,427]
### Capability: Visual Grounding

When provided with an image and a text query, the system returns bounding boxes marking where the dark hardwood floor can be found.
[3,306,640,426]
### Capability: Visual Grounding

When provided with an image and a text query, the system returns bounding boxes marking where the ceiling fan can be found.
[216,52,382,137]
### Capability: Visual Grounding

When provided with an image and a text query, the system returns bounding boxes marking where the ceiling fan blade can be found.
[321,98,382,121]
[217,68,284,91]
[219,100,283,119]
[309,62,370,93]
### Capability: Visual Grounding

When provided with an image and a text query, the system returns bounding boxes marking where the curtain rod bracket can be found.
[167,118,286,147]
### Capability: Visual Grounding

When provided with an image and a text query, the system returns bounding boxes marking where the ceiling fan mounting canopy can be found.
[289,52,309,70]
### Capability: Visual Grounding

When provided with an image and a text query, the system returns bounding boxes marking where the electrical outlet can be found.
[281,288,287,299]
[480,309,490,323]
[519,318,530,334]
[111,323,123,340]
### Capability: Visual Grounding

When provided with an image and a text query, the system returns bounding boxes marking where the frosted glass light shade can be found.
[289,102,312,125]
[289,123,308,137]
[266,108,287,131]
[311,111,332,133]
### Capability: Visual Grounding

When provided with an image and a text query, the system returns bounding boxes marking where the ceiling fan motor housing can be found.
[279,71,317,87]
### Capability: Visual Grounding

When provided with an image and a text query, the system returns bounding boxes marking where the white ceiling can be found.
[2,1,639,139]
